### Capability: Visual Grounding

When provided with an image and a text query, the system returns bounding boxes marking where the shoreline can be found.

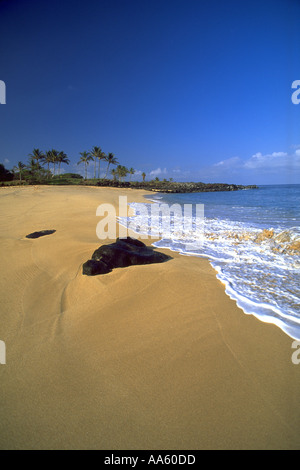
[125,188,300,343]
[0,185,299,449]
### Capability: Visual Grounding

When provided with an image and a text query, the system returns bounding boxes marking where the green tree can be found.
[12,162,26,183]
[116,165,128,182]
[98,150,106,179]
[50,149,59,176]
[78,151,92,180]
[122,166,129,181]
[23,157,43,182]
[28,148,44,166]
[142,172,146,182]
[27,157,41,175]
[57,151,70,176]
[129,167,135,181]
[28,148,44,178]
[0,164,13,181]
[111,168,117,182]
[105,153,118,179]
[90,146,103,179]
[44,151,53,178]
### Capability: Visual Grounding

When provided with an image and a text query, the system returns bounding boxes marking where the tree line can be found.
[9,146,148,183]
[77,146,139,182]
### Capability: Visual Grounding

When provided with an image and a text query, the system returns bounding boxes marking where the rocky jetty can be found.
[96,180,258,193]
[83,237,170,276]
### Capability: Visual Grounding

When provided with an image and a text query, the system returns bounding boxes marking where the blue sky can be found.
[0,0,299,184]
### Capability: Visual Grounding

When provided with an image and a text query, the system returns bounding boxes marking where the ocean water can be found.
[119,185,300,340]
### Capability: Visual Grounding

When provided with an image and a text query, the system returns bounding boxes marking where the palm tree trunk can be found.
[35,158,39,179]
[94,160,96,179]
[98,159,100,179]
[85,163,87,180]
[105,164,110,179]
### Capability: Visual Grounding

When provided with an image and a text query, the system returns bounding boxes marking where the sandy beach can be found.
[0,185,299,450]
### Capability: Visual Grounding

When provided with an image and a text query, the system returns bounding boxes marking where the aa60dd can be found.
[148,455,196,465]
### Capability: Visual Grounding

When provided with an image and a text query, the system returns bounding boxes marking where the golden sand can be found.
[0,185,299,449]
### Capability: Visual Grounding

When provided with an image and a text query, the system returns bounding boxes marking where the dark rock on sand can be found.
[82,259,111,276]
[26,229,56,239]
[83,237,170,276]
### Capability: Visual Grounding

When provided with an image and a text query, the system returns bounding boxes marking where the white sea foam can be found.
[119,199,300,340]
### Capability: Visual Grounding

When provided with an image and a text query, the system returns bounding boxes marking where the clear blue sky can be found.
[0,0,299,184]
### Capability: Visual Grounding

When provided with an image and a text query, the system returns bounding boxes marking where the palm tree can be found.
[27,157,41,175]
[129,167,135,181]
[28,148,44,178]
[90,146,103,179]
[44,150,53,178]
[28,148,44,165]
[142,172,146,182]
[98,150,106,179]
[116,165,122,182]
[57,151,70,175]
[111,168,117,182]
[105,153,118,179]
[78,151,93,180]
[116,165,129,182]
[13,161,26,183]
[50,149,59,176]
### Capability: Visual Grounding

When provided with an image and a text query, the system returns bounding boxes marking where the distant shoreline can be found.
[95,181,258,193]
[0,178,258,193]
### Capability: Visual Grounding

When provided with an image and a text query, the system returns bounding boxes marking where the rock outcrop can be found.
[83,237,170,276]
[96,180,258,193]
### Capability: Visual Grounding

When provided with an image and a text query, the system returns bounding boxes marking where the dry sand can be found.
[0,185,299,450]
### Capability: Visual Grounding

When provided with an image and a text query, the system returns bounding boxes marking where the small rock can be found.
[255,229,274,243]
[274,230,291,244]
[287,241,300,252]
[26,230,56,239]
